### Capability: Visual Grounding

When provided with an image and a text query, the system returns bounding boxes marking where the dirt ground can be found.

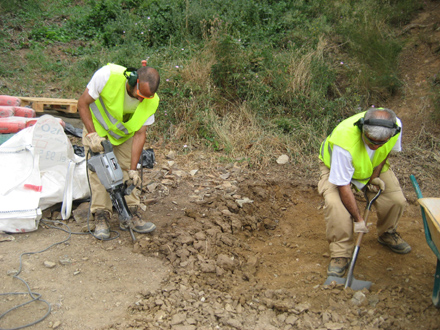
[2,2,440,330]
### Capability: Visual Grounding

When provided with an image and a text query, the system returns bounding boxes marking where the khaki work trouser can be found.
[318,162,407,258]
[82,127,140,215]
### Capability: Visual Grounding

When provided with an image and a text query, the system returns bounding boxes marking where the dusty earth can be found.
[2,2,440,330]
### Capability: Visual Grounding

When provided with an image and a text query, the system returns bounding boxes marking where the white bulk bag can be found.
[0,115,90,233]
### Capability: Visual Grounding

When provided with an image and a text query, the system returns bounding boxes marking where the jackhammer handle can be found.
[124,182,136,196]
[88,139,112,157]
[101,139,113,153]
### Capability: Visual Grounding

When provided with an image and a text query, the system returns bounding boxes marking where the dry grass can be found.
[162,33,334,169]
[180,51,216,93]
[286,36,327,96]
[211,103,285,167]
[203,102,322,169]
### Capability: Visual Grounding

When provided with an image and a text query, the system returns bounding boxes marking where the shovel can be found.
[324,189,382,290]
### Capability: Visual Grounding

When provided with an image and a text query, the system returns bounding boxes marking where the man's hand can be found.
[367,177,385,193]
[354,220,369,233]
[128,170,142,187]
[85,132,105,153]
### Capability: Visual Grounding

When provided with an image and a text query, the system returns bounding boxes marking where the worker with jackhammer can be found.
[77,62,160,239]
[318,107,411,277]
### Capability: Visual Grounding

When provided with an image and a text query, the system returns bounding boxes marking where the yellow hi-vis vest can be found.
[319,111,400,186]
[89,63,159,145]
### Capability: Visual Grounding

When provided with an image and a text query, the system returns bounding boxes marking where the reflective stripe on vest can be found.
[89,63,159,145]
[90,95,129,140]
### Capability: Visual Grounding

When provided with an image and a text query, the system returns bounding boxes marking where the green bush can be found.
[0,0,426,161]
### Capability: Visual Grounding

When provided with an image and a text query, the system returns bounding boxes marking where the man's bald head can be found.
[138,66,160,93]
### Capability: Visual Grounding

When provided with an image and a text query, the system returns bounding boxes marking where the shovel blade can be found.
[324,276,372,290]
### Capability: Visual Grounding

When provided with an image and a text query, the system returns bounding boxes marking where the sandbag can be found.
[0,116,64,133]
[0,95,20,106]
[14,106,36,118]
[0,117,27,133]
[0,106,15,118]
[0,106,36,118]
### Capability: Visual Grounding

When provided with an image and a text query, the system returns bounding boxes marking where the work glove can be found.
[85,132,105,153]
[127,170,142,187]
[367,177,385,193]
[354,220,369,233]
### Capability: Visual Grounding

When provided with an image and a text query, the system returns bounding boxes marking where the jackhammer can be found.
[87,140,137,242]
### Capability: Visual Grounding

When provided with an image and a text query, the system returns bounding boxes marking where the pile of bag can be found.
[0,95,64,145]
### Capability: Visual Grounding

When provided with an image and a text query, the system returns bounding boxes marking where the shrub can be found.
[0,0,426,165]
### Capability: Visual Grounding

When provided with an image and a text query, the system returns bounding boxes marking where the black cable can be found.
[0,220,71,330]
[0,142,134,328]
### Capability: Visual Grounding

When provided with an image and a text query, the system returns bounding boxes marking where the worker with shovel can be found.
[318,107,411,279]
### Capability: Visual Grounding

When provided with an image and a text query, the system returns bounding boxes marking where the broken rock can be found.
[216,254,236,271]
[276,154,289,164]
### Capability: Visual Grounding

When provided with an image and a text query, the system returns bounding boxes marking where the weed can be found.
[0,0,426,166]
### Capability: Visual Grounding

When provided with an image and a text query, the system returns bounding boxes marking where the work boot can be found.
[120,206,156,233]
[327,257,350,277]
[94,210,111,240]
[378,230,411,254]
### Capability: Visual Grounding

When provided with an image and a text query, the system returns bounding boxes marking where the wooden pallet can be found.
[17,97,78,113]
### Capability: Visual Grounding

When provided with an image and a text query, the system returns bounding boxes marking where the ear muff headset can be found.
[353,117,401,137]
[123,67,138,87]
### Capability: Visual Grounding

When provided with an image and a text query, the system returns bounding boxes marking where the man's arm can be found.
[367,155,388,183]
[338,184,363,223]
[77,88,97,134]
[130,125,147,170]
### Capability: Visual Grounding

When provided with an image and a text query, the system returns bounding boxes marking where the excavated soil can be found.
[1,2,440,330]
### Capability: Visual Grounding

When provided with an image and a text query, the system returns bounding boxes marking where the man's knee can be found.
[393,193,407,211]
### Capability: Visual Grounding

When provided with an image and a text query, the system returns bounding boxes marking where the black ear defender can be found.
[353,117,401,137]
[123,67,138,87]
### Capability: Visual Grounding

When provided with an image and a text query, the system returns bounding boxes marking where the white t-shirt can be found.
[328,118,402,189]
[86,66,155,126]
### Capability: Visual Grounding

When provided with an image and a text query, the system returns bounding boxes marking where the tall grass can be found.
[0,0,426,167]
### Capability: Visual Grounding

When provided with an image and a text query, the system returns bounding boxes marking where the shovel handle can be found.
[345,245,360,288]
[364,188,382,213]
[345,189,382,288]
[355,189,381,247]
[354,231,365,247]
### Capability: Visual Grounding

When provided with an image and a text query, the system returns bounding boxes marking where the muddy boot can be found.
[327,257,350,277]
[120,206,156,233]
[94,209,111,240]
[378,230,411,254]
